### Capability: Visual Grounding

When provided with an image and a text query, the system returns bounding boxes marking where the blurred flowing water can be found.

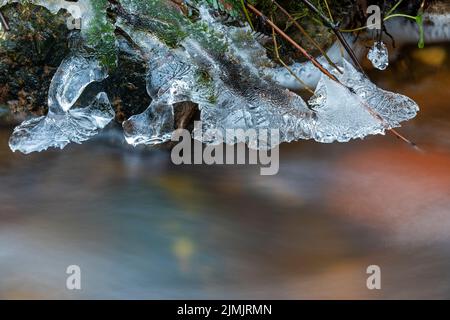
[0,45,449,299]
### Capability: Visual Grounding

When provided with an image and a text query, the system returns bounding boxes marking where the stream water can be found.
[0,44,449,299]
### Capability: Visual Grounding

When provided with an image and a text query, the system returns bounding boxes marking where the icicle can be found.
[9,55,114,154]
[367,41,389,70]
[121,30,200,145]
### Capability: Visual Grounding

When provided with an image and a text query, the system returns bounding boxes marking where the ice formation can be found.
[119,25,198,146]
[121,7,316,149]
[2,1,421,153]
[9,55,114,153]
[122,6,418,148]
[266,41,341,91]
[0,0,95,28]
[309,60,418,142]
[337,60,418,127]
[367,41,389,70]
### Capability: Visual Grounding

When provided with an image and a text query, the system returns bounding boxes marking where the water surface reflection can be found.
[0,45,449,299]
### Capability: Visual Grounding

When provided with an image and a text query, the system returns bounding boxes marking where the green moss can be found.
[195,69,217,105]
[186,21,228,54]
[202,0,244,18]
[120,0,188,47]
[120,0,228,54]
[85,0,117,70]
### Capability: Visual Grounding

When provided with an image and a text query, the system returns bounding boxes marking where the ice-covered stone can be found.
[9,55,114,154]
[367,41,389,70]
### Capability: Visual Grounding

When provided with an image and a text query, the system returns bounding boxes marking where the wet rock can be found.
[104,38,150,123]
[0,3,70,118]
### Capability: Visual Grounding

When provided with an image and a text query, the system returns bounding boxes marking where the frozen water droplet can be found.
[367,41,389,70]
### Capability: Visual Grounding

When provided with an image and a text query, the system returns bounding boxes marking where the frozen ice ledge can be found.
[120,6,419,149]
[2,1,420,153]
[8,55,114,154]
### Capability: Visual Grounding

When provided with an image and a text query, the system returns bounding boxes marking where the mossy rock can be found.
[0,3,70,117]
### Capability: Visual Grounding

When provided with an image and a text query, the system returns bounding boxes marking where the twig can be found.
[246,3,339,82]
[270,21,314,95]
[323,0,334,23]
[240,0,254,30]
[386,0,404,17]
[247,3,417,148]
[298,0,366,75]
[0,11,10,31]
[389,128,419,149]
[271,0,342,74]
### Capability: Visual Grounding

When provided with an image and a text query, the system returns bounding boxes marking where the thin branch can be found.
[246,3,339,82]
[0,11,10,31]
[247,2,417,148]
[323,0,334,23]
[298,0,366,75]
[272,0,342,74]
[271,21,315,95]
[240,0,254,30]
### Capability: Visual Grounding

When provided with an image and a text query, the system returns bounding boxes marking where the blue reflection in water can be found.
[1,48,450,299]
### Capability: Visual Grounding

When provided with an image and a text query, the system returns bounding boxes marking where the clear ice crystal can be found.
[9,55,114,154]
[121,5,418,148]
[123,100,175,146]
[307,59,419,142]
[121,30,200,145]
[267,40,343,90]
[367,41,389,70]
[337,60,419,127]
[308,76,384,143]
[121,8,316,149]
[122,32,316,149]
